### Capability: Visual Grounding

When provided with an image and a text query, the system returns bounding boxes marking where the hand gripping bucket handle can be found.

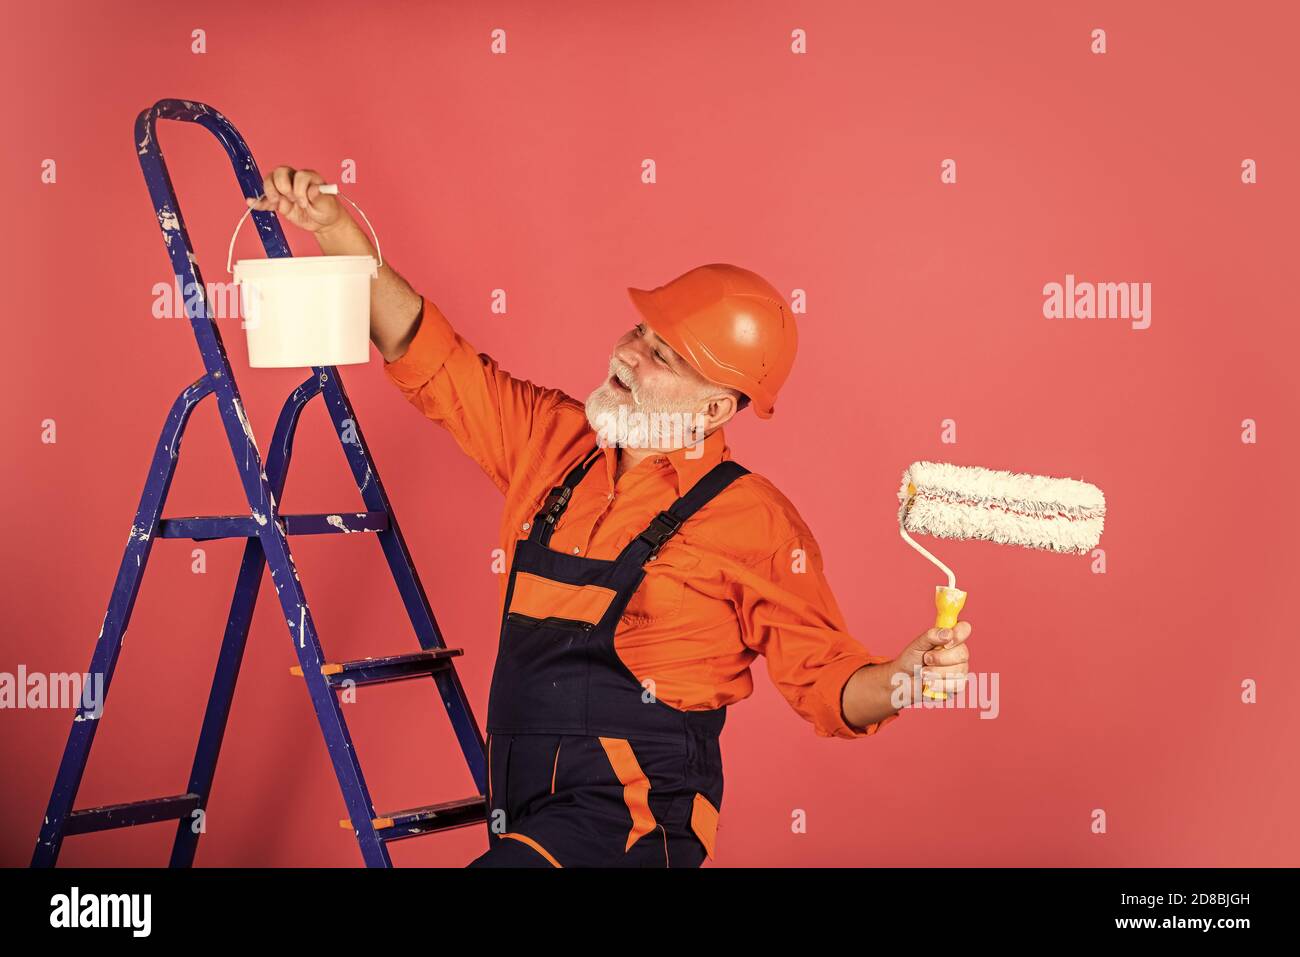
[226,184,383,273]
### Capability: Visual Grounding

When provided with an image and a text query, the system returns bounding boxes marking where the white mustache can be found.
[608,358,638,398]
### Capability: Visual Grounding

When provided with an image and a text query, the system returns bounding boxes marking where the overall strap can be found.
[529,444,604,546]
[618,460,751,566]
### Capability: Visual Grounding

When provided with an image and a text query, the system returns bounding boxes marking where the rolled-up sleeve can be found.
[383,296,568,494]
[733,532,900,740]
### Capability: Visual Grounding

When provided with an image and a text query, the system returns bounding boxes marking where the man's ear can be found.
[700,390,739,427]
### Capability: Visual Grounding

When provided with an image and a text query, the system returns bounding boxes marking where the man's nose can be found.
[613,341,641,368]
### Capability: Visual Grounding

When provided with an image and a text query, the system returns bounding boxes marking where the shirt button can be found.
[521,522,530,531]
[572,546,581,555]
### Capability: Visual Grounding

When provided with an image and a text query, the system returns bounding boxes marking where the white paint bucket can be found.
[228,188,381,368]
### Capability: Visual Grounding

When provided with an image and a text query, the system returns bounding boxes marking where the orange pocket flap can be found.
[508,572,618,626]
[690,792,720,860]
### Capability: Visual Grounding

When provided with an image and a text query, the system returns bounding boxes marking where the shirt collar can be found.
[597,426,730,496]
[666,425,731,494]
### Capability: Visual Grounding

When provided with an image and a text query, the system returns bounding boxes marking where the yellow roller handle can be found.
[921,585,967,701]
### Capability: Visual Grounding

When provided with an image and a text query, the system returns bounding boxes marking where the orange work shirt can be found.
[382,296,900,739]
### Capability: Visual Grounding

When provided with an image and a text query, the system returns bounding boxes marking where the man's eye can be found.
[654,350,667,363]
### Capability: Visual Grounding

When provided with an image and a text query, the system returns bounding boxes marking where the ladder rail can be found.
[168,371,318,867]
[318,371,488,794]
[32,376,214,866]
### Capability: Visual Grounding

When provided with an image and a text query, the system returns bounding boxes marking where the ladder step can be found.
[158,511,390,540]
[63,793,202,836]
[289,649,464,688]
[339,795,487,842]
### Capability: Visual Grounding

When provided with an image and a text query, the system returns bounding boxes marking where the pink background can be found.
[3,0,1297,867]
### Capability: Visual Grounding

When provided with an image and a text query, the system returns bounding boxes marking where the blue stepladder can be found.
[31,98,488,868]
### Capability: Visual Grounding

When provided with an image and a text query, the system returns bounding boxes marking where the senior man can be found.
[248,167,972,868]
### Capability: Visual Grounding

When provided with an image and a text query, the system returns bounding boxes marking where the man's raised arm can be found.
[246,165,569,495]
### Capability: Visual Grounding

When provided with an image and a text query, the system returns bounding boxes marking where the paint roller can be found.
[897,461,1107,699]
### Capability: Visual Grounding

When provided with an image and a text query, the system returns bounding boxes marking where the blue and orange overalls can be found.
[469,446,745,867]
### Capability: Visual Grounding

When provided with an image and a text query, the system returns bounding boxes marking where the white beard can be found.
[584,361,709,452]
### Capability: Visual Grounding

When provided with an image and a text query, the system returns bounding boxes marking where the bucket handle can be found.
[227,184,383,274]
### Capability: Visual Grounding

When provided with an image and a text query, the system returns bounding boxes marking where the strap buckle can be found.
[537,485,572,526]
[637,510,683,560]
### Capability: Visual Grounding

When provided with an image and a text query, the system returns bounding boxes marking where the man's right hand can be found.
[246,166,346,235]
[246,164,423,360]
[889,621,973,705]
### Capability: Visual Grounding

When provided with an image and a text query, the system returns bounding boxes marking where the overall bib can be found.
[468,446,750,867]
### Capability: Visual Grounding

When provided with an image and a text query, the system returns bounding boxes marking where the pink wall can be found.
[3,0,1297,867]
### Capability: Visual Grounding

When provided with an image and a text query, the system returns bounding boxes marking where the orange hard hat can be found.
[626,263,797,419]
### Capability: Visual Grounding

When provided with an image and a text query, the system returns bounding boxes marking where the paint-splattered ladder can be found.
[31,98,487,868]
